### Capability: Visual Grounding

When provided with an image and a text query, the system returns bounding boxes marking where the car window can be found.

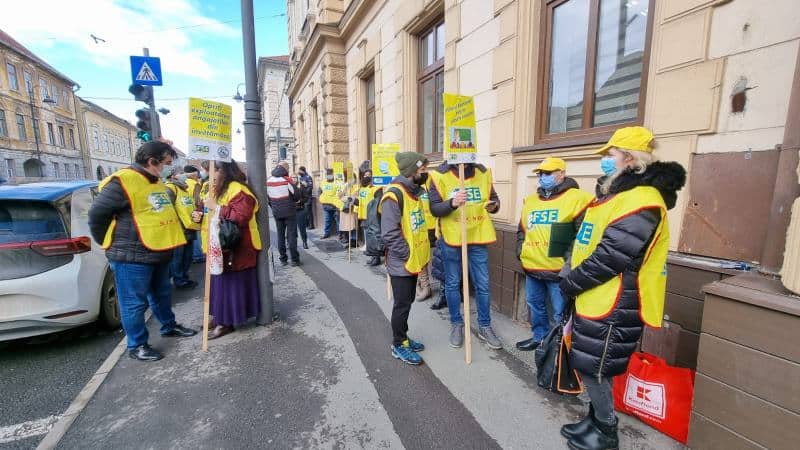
[0,200,68,244]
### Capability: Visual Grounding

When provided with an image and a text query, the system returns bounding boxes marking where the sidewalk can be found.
[53,227,682,449]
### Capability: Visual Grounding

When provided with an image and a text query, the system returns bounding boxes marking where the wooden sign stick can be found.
[201,160,215,352]
[459,163,472,364]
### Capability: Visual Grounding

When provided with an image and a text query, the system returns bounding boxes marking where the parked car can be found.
[0,181,120,341]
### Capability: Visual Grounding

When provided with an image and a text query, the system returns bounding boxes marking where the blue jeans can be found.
[110,261,177,349]
[525,275,566,342]
[443,244,492,327]
[323,205,339,236]
[191,232,205,262]
[170,241,194,286]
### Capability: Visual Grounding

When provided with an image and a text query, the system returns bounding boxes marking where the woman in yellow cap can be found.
[558,126,686,450]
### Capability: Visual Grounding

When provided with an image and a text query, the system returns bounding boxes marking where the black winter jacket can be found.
[562,161,686,380]
[88,165,174,265]
[266,166,297,219]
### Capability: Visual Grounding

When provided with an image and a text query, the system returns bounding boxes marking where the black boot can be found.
[568,415,618,450]
[367,256,381,266]
[561,404,595,439]
[430,292,447,310]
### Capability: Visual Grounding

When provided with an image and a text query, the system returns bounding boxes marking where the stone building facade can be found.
[76,97,138,180]
[258,55,295,173]
[0,29,84,183]
[285,2,800,444]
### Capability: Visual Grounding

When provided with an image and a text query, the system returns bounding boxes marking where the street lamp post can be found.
[27,86,56,177]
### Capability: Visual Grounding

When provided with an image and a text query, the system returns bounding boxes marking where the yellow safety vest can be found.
[420,185,437,232]
[185,178,199,196]
[319,180,344,209]
[380,184,431,274]
[99,168,186,251]
[200,182,263,252]
[166,182,202,231]
[357,185,380,220]
[430,167,496,246]
[570,186,669,327]
[519,188,592,272]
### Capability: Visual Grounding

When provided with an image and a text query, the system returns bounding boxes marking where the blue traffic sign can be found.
[130,56,162,86]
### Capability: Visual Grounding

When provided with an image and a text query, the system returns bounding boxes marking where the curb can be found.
[35,312,151,450]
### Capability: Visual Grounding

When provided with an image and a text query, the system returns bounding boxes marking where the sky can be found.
[1,0,290,161]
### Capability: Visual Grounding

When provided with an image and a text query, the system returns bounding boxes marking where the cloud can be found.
[1,0,238,81]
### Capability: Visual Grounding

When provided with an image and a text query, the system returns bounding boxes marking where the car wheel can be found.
[99,271,121,330]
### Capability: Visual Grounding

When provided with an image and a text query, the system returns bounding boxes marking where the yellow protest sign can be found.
[443,93,477,164]
[187,98,232,162]
[332,162,344,182]
[371,143,400,185]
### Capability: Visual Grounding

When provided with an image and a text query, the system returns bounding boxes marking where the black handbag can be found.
[218,219,241,251]
[534,303,583,395]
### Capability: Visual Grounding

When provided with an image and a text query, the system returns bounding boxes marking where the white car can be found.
[0,181,120,341]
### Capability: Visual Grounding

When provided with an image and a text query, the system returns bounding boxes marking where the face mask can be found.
[160,165,173,179]
[539,173,557,190]
[361,176,372,186]
[326,175,334,182]
[413,172,428,186]
[177,174,188,183]
[600,156,617,177]
[200,170,208,180]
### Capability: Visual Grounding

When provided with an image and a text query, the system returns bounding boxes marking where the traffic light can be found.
[128,84,152,103]
[135,109,152,142]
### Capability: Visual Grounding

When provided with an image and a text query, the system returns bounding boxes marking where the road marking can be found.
[0,415,62,444]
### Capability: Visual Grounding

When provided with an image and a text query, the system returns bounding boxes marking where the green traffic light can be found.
[137,130,151,142]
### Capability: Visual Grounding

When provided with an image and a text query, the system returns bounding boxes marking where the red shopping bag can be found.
[613,352,695,444]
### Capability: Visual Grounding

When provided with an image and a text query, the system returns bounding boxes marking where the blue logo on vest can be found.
[576,222,594,245]
[527,209,559,228]
[410,208,426,232]
[449,187,482,203]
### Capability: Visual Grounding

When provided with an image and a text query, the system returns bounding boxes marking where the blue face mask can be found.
[539,173,557,190]
[600,157,617,177]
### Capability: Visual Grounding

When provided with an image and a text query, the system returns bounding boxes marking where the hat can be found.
[535,157,566,173]
[596,126,654,155]
[395,152,428,177]
[183,165,199,173]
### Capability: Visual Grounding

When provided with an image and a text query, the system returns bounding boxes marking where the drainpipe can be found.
[760,43,800,275]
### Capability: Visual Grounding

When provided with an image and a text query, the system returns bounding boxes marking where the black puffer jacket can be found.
[562,161,686,380]
[88,165,174,265]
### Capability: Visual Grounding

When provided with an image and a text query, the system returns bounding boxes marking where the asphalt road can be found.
[0,264,203,450]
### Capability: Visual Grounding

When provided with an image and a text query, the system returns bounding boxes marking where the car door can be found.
[71,187,108,318]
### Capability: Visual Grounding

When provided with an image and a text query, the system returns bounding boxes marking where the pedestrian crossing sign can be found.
[130,56,163,86]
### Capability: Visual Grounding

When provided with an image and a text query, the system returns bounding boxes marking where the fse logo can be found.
[527,209,559,227]
[575,222,594,245]
[623,375,666,419]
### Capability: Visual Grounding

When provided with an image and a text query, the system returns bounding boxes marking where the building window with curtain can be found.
[15,114,26,140]
[51,85,59,106]
[418,20,445,156]
[23,71,32,93]
[39,78,49,100]
[365,74,376,152]
[6,63,19,91]
[58,126,66,147]
[538,0,652,144]
[47,123,55,145]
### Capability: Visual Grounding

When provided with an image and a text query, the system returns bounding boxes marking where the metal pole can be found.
[28,88,43,176]
[241,0,275,324]
[142,48,161,140]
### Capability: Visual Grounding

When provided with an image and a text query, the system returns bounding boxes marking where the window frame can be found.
[417,18,445,159]
[39,78,49,101]
[57,125,66,147]
[0,110,7,137]
[69,128,76,149]
[534,0,655,150]
[5,159,14,178]
[23,71,32,93]
[47,122,55,145]
[15,114,26,140]
[6,63,19,91]
[365,73,376,156]
[52,162,60,179]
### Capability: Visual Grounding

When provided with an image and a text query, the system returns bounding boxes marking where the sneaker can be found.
[449,324,464,348]
[391,342,423,365]
[478,326,503,350]
[406,339,425,352]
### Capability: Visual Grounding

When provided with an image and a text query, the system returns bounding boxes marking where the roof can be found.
[0,29,80,87]
[0,181,98,202]
[78,97,136,129]
[260,55,289,64]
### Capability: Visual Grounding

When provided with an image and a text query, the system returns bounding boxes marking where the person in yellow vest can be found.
[413,179,438,302]
[429,162,502,350]
[515,157,592,351]
[165,168,201,289]
[318,168,342,239]
[338,167,358,247]
[192,160,263,340]
[190,161,211,263]
[88,141,197,362]
[558,127,686,450]
[380,152,431,365]
[353,160,380,258]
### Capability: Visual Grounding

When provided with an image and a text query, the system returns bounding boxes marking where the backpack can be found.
[364,186,403,257]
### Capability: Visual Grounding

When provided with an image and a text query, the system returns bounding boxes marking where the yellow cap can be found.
[596,126,654,155]
[535,157,566,173]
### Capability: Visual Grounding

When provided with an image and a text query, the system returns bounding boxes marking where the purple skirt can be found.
[210,267,261,327]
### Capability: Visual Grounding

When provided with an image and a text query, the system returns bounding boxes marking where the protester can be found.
[414,179,437,301]
[380,152,431,365]
[363,185,385,266]
[295,167,313,249]
[353,160,379,250]
[88,141,197,362]
[165,168,201,289]
[297,166,315,229]
[192,161,211,263]
[429,162,502,350]
[267,162,301,266]
[515,157,592,351]
[318,168,342,238]
[194,160,263,340]
[338,167,358,247]
[558,127,686,450]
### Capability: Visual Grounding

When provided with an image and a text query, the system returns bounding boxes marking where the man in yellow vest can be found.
[429,162,502,350]
[380,152,431,365]
[515,157,592,351]
[165,168,201,289]
[88,141,197,362]
[318,168,342,239]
